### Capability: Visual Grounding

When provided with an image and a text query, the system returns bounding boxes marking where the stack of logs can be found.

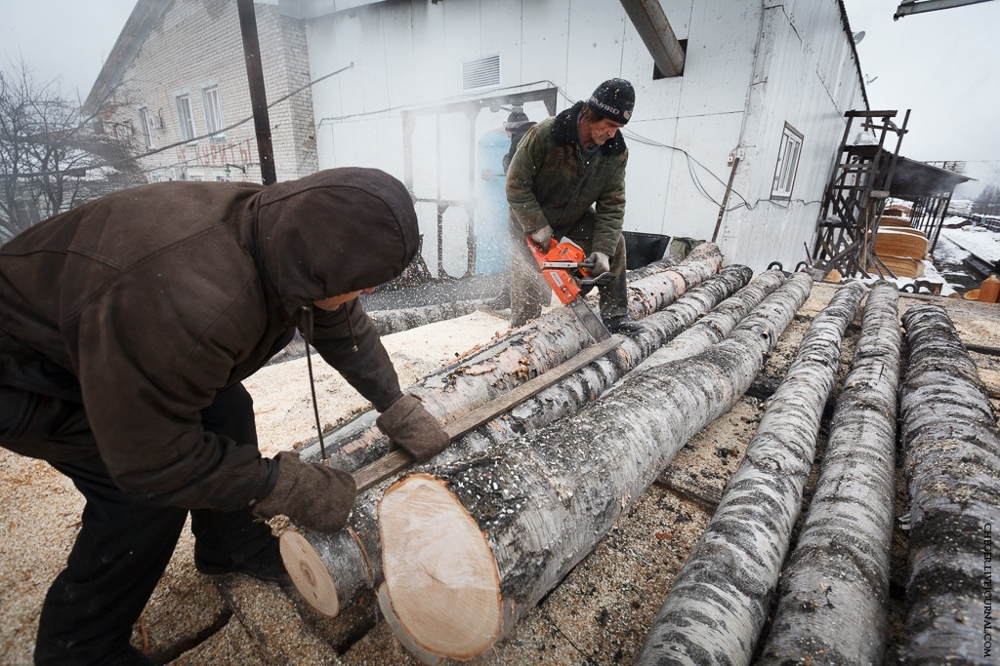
[273,242,997,664]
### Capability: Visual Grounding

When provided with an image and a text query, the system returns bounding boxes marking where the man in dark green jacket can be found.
[0,168,449,665]
[505,78,640,333]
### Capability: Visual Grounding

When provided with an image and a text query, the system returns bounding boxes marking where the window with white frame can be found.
[138,106,154,148]
[175,93,196,142]
[202,85,225,139]
[771,123,804,199]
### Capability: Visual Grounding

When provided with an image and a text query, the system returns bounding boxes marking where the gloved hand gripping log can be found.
[253,394,449,533]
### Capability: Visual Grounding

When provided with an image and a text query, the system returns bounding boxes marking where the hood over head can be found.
[253,168,419,316]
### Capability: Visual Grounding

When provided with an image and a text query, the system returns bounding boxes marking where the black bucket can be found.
[623,231,671,269]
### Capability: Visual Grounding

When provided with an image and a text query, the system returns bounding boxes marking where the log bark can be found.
[296,242,724,469]
[375,272,813,662]
[635,268,786,373]
[626,241,726,319]
[627,257,679,281]
[633,280,867,666]
[758,280,901,665]
[368,299,487,336]
[281,264,751,619]
[898,304,1000,665]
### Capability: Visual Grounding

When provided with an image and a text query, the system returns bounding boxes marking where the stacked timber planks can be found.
[873,212,928,278]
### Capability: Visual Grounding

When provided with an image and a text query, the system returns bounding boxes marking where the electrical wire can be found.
[8,63,357,179]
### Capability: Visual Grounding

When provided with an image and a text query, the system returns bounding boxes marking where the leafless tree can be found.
[973,184,1000,218]
[0,60,141,244]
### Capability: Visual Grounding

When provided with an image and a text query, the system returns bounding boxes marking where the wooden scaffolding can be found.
[810,110,910,277]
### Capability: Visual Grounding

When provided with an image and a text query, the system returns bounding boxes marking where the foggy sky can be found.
[2,1,136,103]
[841,0,1000,165]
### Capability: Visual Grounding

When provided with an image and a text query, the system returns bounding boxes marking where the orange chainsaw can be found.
[527,236,614,341]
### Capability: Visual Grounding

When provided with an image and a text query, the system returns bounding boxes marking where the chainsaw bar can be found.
[567,297,611,341]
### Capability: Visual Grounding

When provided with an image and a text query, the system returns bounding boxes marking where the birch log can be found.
[280,265,752,617]
[898,304,1000,665]
[634,280,868,666]
[296,242,724,468]
[633,268,787,373]
[368,299,487,335]
[374,272,813,662]
[757,280,901,665]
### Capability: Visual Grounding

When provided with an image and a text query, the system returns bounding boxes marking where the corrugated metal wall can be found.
[301,0,865,272]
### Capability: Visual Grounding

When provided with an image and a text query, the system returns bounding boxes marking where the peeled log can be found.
[375,272,813,662]
[634,280,867,666]
[898,304,1000,665]
[758,281,901,665]
[281,265,752,618]
[297,242,724,468]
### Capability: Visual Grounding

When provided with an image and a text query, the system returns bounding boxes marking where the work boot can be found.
[195,535,290,583]
[603,315,643,335]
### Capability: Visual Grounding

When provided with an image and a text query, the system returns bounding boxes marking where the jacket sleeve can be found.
[306,299,404,413]
[75,279,276,512]
[591,150,628,258]
[505,126,550,235]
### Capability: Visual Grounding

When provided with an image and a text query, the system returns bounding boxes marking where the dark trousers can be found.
[17,384,274,666]
[508,209,629,328]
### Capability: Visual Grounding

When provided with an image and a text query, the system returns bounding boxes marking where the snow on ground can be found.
[940,224,1000,263]
[932,231,971,265]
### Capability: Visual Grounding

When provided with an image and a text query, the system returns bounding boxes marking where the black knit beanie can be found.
[504,107,530,131]
[587,78,635,124]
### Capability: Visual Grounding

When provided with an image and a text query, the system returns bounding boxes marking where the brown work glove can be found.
[253,452,356,534]
[376,394,450,463]
[529,224,553,248]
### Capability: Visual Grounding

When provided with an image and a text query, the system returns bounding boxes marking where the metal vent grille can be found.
[462,55,500,90]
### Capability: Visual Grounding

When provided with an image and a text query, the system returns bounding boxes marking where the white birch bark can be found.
[757,280,901,665]
[633,280,868,666]
[282,264,752,619]
[633,268,787,373]
[368,299,487,335]
[298,242,723,469]
[376,272,814,662]
[898,304,1000,665]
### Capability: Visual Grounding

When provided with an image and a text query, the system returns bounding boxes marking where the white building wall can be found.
[302,0,864,272]
[104,0,317,185]
[720,0,866,269]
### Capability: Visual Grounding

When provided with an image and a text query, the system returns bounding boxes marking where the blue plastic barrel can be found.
[474,129,512,274]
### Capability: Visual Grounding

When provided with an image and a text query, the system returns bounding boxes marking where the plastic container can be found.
[978,274,1000,303]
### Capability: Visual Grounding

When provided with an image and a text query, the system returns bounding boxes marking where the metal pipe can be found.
[618,0,685,77]
[712,157,739,243]
[237,0,277,186]
[894,0,997,19]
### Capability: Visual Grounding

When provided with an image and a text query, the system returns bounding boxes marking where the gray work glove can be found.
[529,225,553,248]
[376,394,450,463]
[586,251,611,276]
[253,452,356,534]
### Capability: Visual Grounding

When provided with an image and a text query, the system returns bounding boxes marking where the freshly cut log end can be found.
[379,473,502,660]
[280,529,342,617]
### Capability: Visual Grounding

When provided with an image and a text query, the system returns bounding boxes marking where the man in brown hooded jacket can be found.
[0,167,449,665]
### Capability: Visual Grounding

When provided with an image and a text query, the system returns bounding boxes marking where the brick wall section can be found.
[105,0,317,184]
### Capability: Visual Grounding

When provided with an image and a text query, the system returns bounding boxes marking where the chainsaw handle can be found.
[578,271,615,287]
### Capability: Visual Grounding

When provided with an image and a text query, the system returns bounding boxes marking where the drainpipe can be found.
[618,0,685,77]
